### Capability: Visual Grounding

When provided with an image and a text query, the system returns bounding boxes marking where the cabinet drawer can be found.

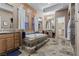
[15,33,20,36]
[6,34,14,38]
[15,37,20,40]
[0,34,14,39]
[0,34,7,38]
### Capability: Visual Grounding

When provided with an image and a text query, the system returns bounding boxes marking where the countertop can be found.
[0,29,20,34]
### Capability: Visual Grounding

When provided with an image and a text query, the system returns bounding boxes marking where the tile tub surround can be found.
[19,38,74,56]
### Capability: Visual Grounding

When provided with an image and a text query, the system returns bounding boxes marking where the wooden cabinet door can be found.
[6,37,14,51]
[14,33,20,48]
[15,41,20,48]
[0,39,6,53]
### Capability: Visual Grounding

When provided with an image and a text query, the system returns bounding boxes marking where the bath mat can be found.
[7,49,21,56]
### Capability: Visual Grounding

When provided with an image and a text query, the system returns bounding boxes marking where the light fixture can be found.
[47,3,52,4]
[51,20,54,24]
[38,18,42,21]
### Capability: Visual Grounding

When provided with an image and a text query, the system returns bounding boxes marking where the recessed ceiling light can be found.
[38,18,42,21]
[48,3,52,4]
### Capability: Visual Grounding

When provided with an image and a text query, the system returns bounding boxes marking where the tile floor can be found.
[19,38,74,56]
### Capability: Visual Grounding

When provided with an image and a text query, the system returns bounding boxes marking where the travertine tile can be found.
[19,38,74,56]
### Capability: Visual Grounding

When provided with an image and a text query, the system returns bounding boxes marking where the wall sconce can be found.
[3,21,8,26]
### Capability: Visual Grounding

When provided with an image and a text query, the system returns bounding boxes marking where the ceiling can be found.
[29,3,57,12]
[29,3,69,15]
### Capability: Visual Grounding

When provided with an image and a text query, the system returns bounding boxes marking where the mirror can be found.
[46,15,55,30]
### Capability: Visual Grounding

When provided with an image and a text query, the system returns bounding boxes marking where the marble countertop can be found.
[0,29,20,34]
[0,31,14,34]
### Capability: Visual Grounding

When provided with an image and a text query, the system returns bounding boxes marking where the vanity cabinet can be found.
[6,37,14,51]
[0,32,21,54]
[14,32,21,48]
[0,38,6,53]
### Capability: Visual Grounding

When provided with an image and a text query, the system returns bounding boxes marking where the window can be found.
[18,8,26,30]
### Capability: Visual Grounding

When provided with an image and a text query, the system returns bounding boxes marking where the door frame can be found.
[56,16,66,38]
